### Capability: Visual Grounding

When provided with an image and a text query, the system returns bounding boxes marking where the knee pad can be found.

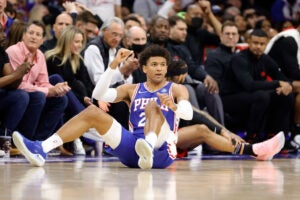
[102,119,122,149]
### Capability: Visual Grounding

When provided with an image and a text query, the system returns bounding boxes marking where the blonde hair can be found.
[45,26,86,73]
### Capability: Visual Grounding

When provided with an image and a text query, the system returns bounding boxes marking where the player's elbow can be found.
[175,100,193,120]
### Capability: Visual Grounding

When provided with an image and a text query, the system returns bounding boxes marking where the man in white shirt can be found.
[84,17,138,87]
[84,17,138,128]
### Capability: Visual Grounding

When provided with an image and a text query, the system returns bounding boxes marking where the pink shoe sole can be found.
[253,131,285,161]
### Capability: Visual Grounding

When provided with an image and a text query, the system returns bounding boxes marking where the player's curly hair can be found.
[139,44,170,67]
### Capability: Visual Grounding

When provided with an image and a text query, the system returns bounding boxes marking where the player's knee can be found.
[145,101,162,116]
[195,124,211,139]
[145,100,159,109]
[84,105,104,124]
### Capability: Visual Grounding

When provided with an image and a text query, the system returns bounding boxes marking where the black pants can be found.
[222,90,293,141]
[108,102,129,129]
[92,100,129,129]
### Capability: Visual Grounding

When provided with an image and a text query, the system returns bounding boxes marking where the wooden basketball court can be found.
[1,152,300,200]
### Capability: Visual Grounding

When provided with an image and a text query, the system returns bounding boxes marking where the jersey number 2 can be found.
[138,112,146,127]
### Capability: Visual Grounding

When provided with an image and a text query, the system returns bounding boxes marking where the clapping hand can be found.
[49,82,71,97]
[16,56,34,76]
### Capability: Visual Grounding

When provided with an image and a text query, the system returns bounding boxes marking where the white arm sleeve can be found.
[92,67,117,102]
[84,46,124,86]
[174,100,193,120]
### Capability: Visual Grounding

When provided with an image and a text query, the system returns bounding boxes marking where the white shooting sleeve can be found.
[92,67,117,102]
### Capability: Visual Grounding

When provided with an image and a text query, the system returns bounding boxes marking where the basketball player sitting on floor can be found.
[13,45,285,169]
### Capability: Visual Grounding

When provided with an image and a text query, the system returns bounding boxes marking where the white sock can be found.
[145,132,157,148]
[41,133,63,153]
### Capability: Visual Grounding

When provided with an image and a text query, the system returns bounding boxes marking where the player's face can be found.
[173,73,187,84]
[143,56,168,84]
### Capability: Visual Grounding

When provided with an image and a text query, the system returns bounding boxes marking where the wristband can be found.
[174,100,193,120]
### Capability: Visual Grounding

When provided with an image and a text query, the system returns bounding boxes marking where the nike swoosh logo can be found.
[138,91,147,94]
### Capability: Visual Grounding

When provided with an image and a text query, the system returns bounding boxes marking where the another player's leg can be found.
[177,124,236,152]
[177,125,285,160]
[252,131,285,160]
[13,105,115,166]
[135,101,165,169]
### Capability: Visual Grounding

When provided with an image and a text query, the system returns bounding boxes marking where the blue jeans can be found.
[0,89,29,136]
[65,90,86,119]
[18,75,68,140]
[49,74,85,119]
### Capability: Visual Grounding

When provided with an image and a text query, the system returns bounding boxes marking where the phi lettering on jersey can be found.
[133,97,169,111]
